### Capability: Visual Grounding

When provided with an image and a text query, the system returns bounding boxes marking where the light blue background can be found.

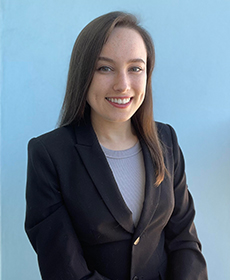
[1,1,230,279]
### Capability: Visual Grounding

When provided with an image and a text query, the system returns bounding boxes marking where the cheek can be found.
[135,73,147,90]
[135,78,146,98]
[88,78,109,98]
[139,93,146,107]
[136,79,147,104]
[86,90,103,110]
[86,89,96,108]
[86,83,99,103]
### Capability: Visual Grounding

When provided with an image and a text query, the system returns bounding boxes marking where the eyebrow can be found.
[98,56,146,64]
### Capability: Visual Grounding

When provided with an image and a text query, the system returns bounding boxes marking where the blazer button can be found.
[134,237,140,245]
[133,276,139,280]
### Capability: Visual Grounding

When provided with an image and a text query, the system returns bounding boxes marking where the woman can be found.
[25,11,208,280]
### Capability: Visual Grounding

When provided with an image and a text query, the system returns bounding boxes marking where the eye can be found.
[129,66,142,72]
[97,66,113,72]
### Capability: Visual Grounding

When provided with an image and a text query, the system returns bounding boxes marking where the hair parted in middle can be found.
[59,11,166,186]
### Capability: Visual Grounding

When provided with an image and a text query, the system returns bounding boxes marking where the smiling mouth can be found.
[106,97,131,105]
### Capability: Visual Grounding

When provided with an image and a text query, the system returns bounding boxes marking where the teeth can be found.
[107,98,131,104]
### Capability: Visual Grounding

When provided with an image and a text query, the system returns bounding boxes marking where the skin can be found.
[87,27,147,150]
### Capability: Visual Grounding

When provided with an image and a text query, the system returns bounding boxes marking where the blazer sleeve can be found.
[164,125,208,280]
[25,138,110,280]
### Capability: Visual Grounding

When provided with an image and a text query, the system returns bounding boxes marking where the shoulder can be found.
[28,125,76,154]
[155,122,184,168]
[155,121,178,147]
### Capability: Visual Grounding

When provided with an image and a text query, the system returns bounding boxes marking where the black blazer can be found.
[25,121,208,280]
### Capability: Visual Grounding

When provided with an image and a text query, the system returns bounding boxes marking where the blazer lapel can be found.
[74,121,134,234]
[133,139,161,240]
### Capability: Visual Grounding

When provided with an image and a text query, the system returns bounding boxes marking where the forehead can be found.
[100,27,147,60]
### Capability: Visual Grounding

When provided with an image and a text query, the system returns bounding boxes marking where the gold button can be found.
[134,237,140,245]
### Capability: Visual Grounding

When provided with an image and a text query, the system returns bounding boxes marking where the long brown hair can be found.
[59,11,166,186]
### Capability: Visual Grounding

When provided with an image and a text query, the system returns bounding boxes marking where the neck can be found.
[91,117,138,151]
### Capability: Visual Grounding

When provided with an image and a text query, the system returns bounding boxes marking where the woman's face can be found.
[87,27,147,127]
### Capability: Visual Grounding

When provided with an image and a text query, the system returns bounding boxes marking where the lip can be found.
[105,97,133,108]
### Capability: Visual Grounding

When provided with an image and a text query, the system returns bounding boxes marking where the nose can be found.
[113,71,130,93]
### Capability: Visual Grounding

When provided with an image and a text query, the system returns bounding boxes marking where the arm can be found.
[25,138,110,280]
[165,125,208,280]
